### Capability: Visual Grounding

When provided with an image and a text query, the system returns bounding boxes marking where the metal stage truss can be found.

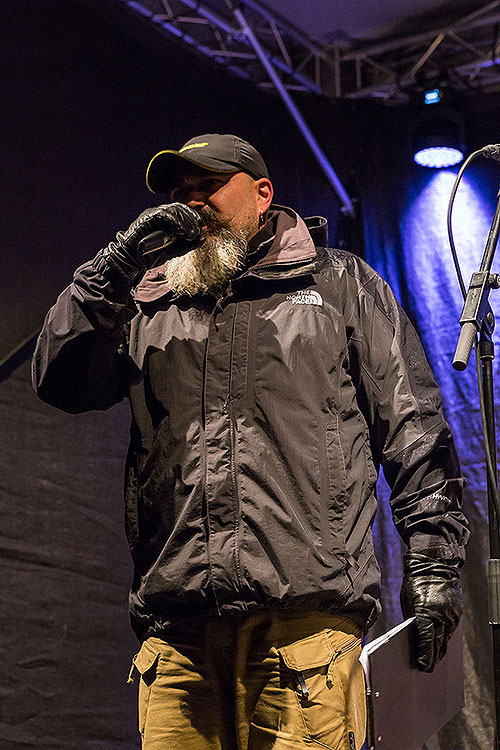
[119,0,500,103]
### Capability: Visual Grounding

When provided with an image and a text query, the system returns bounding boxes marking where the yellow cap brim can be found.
[146,149,238,194]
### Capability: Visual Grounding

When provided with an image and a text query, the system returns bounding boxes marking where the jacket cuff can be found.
[92,247,146,291]
[404,545,465,570]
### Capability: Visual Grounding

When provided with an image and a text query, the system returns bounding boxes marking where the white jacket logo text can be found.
[286,290,323,306]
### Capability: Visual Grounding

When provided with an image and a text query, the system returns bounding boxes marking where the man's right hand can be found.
[98,203,203,284]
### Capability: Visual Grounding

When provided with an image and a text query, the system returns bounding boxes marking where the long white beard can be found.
[162,218,250,298]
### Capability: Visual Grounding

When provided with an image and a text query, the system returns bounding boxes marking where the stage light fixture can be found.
[412,110,464,168]
[414,146,464,168]
[424,88,442,105]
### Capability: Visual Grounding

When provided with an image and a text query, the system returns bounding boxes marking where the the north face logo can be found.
[286,290,323,306]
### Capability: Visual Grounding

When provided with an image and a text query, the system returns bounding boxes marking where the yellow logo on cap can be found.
[179,142,209,152]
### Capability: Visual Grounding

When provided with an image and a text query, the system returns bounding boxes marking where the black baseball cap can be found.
[146,133,269,194]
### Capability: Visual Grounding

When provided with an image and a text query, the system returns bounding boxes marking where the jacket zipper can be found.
[253,257,316,272]
[237,256,317,281]
[202,330,221,613]
[223,299,242,588]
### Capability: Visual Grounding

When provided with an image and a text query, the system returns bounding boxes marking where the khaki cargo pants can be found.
[128,610,366,750]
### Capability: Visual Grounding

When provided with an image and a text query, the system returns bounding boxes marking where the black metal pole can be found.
[480,334,500,749]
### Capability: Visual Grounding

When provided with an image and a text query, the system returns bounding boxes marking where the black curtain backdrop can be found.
[1,0,360,366]
[1,0,497,748]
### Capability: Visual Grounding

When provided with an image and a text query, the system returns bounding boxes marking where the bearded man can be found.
[32,134,468,750]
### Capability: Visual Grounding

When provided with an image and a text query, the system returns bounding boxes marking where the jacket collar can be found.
[134,204,327,303]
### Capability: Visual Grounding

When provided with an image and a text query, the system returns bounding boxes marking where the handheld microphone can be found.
[138,231,178,258]
[137,211,204,266]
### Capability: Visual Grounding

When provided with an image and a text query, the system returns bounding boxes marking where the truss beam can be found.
[120,0,500,103]
[231,4,354,214]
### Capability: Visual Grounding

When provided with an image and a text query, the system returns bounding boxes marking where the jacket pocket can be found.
[129,639,161,737]
[325,420,348,548]
[278,628,365,749]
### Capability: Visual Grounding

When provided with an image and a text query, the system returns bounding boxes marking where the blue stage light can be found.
[414,146,464,168]
[412,108,465,169]
[424,88,442,105]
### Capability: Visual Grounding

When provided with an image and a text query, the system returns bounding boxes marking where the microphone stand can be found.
[453,187,500,749]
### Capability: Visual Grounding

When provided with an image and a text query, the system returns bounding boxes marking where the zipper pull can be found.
[326,656,336,688]
[215,283,232,311]
[294,671,309,700]
[127,659,137,684]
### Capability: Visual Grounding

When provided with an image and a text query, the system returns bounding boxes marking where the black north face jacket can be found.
[32,206,468,640]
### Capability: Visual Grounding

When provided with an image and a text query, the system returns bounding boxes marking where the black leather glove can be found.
[400,549,463,672]
[97,203,203,284]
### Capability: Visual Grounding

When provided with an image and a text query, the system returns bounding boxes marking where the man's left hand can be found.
[400,550,463,672]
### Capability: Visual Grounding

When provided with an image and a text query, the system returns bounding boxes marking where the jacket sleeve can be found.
[32,250,138,413]
[346,260,469,562]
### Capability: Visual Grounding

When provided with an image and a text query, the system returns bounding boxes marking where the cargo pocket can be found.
[278,628,365,749]
[128,639,161,737]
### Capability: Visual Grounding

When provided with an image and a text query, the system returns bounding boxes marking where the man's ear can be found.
[256,179,273,213]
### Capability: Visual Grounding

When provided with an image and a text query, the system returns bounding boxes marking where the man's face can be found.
[161,168,267,298]
[168,168,262,239]
[159,166,272,298]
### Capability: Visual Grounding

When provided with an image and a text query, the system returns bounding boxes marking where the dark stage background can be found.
[1,0,498,747]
